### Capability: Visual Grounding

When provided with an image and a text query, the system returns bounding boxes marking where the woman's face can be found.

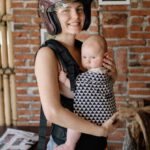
[56,2,85,35]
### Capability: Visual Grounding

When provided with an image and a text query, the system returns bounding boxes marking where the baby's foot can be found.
[54,143,74,150]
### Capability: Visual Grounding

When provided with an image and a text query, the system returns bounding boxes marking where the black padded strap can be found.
[37,107,47,150]
[43,39,80,91]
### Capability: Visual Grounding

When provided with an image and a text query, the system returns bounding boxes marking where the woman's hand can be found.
[103,52,117,82]
[102,112,120,135]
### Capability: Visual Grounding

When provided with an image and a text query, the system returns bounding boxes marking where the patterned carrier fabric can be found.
[74,71,116,126]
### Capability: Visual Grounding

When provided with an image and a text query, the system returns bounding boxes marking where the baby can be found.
[55,35,116,150]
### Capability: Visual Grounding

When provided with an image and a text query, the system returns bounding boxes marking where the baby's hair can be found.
[82,35,108,52]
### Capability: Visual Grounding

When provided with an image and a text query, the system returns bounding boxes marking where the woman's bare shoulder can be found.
[34,46,58,75]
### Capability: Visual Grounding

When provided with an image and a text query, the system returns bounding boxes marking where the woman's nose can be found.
[71,9,79,19]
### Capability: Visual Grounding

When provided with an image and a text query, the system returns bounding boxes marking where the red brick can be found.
[108,143,123,150]
[117,75,128,82]
[129,90,150,95]
[12,2,23,8]
[100,5,128,11]
[13,46,30,52]
[13,31,29,38]
[130,25,142,31]
[128,75,150,81]
[131,10,150,16]
[129,68,144,74]
[25,3,38,8]
[131,33,150,39]
[140,61,150,66]
[15,54,34,60]
[17,96,39,101]
[14,10,37,16]
[107,39,145,47]
[15,75,27,81]
[143,1,150,7]
[14,16,31,23]
[103,13,128,25]
[131,17,144,24]
[16,89,27,94]
[129,82,147,88]
[103,27,127,38]
[145,26,150,32]
[16,82,36,87]
[17,103,29,108]
[15,61,26,66]
[116,48,128,74]
[14,39,40,45]
[130,47,150,53]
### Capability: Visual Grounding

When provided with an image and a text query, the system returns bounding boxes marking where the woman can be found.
[35,0,118,149]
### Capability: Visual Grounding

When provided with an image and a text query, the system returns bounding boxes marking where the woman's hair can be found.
[38,0,92,35]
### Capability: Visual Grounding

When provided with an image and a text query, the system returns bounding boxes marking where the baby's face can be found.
[81,45,105,70]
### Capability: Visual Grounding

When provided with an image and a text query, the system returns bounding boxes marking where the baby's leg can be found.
[54,128,81,150]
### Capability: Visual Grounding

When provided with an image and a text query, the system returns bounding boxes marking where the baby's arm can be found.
[59,71,71,88]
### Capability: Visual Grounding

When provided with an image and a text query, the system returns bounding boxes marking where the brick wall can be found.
[12,0,150,149]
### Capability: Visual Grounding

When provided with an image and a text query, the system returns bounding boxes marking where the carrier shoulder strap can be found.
[37,39,81,150]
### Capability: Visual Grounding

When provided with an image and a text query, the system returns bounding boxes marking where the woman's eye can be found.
[62,8,70,13]
[76,7,84,13]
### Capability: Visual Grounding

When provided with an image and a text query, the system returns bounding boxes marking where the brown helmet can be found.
[38,0,92,35]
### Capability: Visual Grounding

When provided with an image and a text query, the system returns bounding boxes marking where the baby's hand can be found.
[59,71,71,88]
[59,71,68,84]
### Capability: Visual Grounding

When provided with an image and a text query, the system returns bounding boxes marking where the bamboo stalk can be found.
[0,0,5,21]
[0,0,6,126]
[10,75,17,125]
[0,45,5,125]
[3,74,11,125]
[0,20,11,126]
[6,0,17,126]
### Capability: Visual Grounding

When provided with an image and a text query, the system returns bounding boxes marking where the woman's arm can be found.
[35,47,116,137]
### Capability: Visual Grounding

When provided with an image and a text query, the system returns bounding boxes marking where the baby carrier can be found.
[36,39,81,149]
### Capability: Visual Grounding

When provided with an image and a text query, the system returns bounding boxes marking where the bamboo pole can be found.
[0,45,5,126]
[6,0,17,126]
[0,0,12,125]
[0,0,8,126]
[0,0,5,125]
[0,0,5,21]
[0,25,11,126]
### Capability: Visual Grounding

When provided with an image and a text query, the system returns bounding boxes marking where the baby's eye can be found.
[82,56,87,59]
[92,57,96,59]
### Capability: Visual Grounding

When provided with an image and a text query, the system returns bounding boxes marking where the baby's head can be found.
[81,35,107,70]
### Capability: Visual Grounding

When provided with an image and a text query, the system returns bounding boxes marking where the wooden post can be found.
[6,0,17,126]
